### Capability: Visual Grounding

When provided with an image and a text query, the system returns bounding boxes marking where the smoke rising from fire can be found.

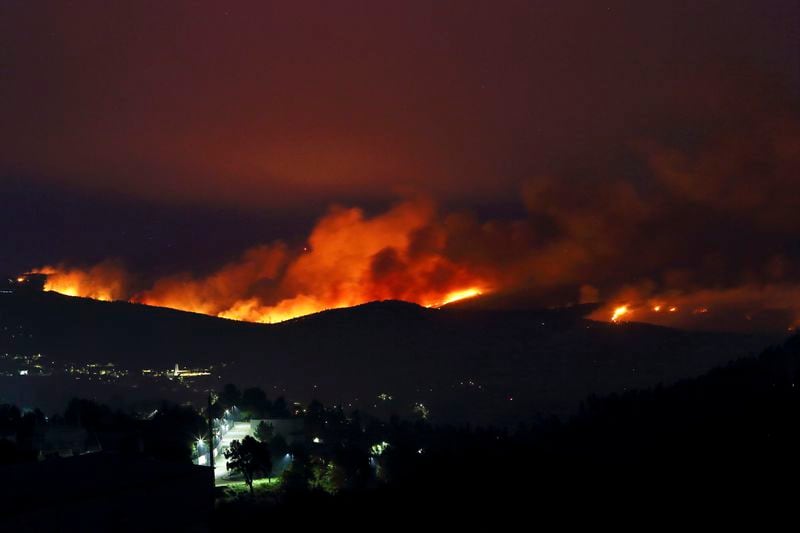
[37,199,495,323]
[32,98,800,332]
[141,199,498,322]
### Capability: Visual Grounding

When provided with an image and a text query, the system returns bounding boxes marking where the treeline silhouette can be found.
[218,383,292,418]
[0,399,205,464]
[217,333,800,525]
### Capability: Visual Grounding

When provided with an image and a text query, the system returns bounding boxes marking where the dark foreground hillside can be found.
[216,333,800,527]
[2,335,798,528]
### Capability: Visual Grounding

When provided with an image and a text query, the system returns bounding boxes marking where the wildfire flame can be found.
[611,305,630,323]
[34,264,126,302]
[425,287,483,308]
[28,194,800,333]
[609,302,684,324]
[33,200,492,323]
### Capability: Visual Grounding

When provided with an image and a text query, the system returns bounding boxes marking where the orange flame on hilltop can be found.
[611,305,630,322]
[426,287,483,308]
[35,200,492,323]
[34,263,127,302]
[34,194,800,333]
[592,283,800,332]
[607,301,684,325]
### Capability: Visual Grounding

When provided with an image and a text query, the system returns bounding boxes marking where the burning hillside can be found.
[34,200,492,323]
[28,110,800,332]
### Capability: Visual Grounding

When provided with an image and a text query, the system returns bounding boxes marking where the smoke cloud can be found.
[30,59,800,332]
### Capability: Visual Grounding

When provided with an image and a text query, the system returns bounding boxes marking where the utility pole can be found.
[207,392,215,473]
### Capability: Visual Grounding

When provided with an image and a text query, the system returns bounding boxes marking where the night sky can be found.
[3,1,800,329]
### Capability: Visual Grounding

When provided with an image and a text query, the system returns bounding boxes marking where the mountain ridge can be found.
[0,291,782,424]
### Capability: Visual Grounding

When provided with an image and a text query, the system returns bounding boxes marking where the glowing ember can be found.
[653,305,662,312]
[668,306,678,312]
[611,305,630,323]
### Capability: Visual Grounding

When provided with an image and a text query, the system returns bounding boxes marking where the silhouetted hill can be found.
[262,303,779,423]
[0,290,264,367]
[524,333,800,489]
[0,291,782,423]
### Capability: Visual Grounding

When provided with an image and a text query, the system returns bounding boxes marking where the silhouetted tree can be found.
[333,442,372,490]
[241,387,272,419]
[271,396,291,418]
[280,449,313,493]
[305,399,325,438]
[255,420,274,443]
[144,402,205,463]
[221,384,242,409]
[307,399,325,419]
[225,435,273,496]
[16,409,45,452]
[270,433,289,459]
[64,398,113,430]
[0,404,21,435]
